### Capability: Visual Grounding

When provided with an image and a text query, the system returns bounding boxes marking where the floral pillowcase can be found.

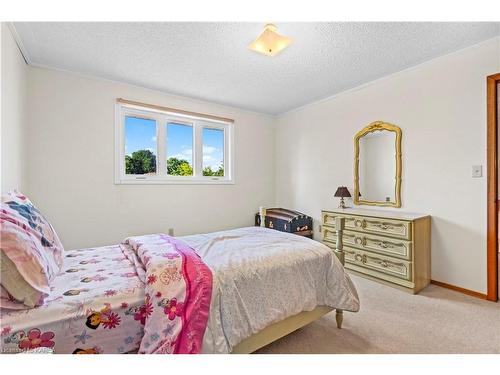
[0,191,64,308]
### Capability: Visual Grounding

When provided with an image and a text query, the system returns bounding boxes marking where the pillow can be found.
[0,284,38,310]
[1,250,44,308]
[0,191,64,308]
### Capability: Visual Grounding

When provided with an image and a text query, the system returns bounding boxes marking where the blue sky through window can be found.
[125,116,156,156]
[203,128,224,170]
[166,123,193,166]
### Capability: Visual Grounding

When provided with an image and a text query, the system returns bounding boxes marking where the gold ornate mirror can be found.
[354,121,402,208]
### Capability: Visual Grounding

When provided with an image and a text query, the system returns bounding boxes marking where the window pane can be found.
[166,123,193,176]
[124,116,157,175]
[202,128,224,177]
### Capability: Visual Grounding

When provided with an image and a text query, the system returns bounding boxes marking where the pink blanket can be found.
[122,234,212,354]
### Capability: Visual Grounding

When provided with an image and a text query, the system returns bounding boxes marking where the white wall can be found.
[1,24,28,193]
[275,37,500,294]
[25,67,275,249]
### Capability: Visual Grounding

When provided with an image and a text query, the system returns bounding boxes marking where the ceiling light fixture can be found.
[248,24,292,57]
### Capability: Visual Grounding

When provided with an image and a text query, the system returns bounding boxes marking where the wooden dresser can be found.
[321,208,431,294]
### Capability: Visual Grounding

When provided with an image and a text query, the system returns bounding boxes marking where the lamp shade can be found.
[249,24,292,57]
[334,186,351,198]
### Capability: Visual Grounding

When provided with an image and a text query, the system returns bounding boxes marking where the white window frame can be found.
[115,102,234,184]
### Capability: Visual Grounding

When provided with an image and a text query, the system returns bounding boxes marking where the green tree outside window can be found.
[125,149,156,174]
[125,150,224,177]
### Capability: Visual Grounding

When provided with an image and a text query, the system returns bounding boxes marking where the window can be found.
[116,102,233,184]
[202,128,225,177]
[124,116,157,175]
[166,123,193,176]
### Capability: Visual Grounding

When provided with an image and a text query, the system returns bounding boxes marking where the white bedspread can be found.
[180,227,360,354]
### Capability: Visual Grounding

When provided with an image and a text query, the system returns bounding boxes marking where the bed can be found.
[0,226,359,354]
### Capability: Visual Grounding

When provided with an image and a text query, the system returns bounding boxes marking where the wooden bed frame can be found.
[231,306,342,353]
[231,217,347,354]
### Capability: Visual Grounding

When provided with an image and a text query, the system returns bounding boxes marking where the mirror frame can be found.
[353,121,402,208]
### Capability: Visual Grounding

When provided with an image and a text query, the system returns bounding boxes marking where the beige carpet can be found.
[256,274,500,354]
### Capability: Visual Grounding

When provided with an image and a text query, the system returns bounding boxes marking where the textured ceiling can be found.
[12,22,500,115]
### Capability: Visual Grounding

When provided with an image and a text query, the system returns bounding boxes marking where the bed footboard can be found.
[231,306,334,354]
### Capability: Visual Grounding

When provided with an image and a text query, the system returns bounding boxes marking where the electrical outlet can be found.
[472,165,482,178]
[318,224,322,233]
[168,228,174,236]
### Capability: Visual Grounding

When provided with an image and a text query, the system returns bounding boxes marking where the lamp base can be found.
[338,197,347,209]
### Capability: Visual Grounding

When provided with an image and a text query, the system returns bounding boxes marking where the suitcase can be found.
[255,207,313,238]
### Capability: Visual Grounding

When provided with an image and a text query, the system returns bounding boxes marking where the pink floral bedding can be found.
[0,236,213,354]
[122,234,212,354]
[1,244,144,353]
[1,191,64,308]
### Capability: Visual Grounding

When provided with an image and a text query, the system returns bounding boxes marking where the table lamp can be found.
[334,186,351,209]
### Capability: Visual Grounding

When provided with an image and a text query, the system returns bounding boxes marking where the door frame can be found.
[486,73,500,301]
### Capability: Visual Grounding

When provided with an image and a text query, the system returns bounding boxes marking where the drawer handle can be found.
[354,254,368,264]
[375,241,395,249]
[375,258,405,268]
[375,223,391,230]
[371,221,406,233]
[354,219,366,228]
[354,237,364,245]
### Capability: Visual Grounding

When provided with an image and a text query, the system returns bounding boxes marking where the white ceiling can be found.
[12,22,500,115]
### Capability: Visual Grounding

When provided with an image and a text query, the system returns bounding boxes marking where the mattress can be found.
[1,227,359,354]
[181,227,359,353]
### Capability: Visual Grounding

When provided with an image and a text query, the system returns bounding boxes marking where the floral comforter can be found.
[122,234,212,353]
[0,235,213,354]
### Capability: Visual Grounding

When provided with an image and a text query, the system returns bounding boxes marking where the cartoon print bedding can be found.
[122,234,212,353]
[1,227,360,354]
[0,235,213,354]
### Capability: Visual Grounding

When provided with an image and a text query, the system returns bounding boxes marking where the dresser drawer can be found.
[321,226,337,246]
[344,216,412,240]
[344,247,412,281]
[321,211,342,228]
[342,230,412,260]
